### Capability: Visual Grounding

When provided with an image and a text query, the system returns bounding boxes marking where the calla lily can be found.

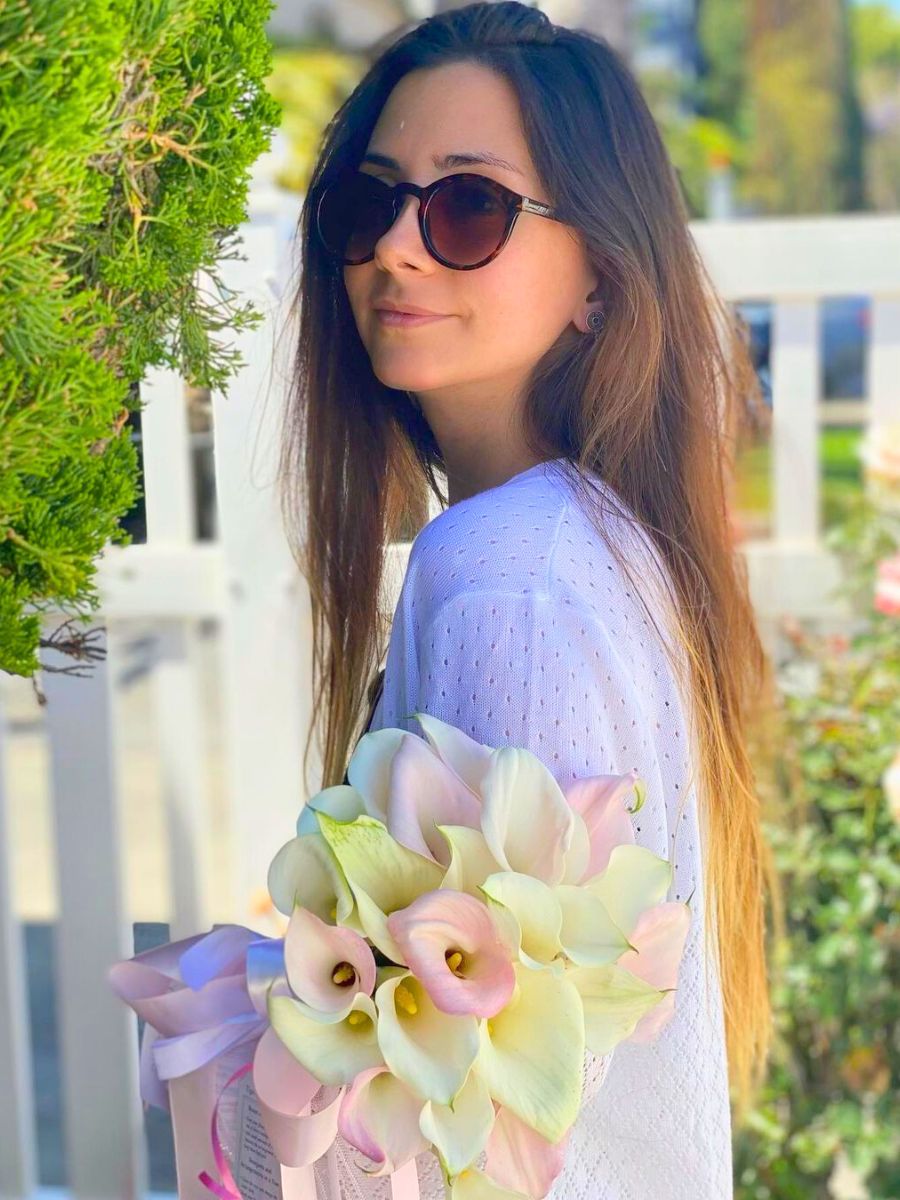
[615,900,691,1043]
[375,970,481,1105]
[412,712,495,795]
[438,824,505,897]
[419,1068,495,1179]
[316,811,444,963]
[297,784,367,836]
[479,872,563,969]
[268,989,383,1084]
[473,962,583,1142]
[338,1064,429,1176]
[283,903,376,1014]
[451,1167,530,1199]
[267,832,357,929]
[582,843,673,938]
[555,884,634,967]
[566,963,668,1055]
[480,748,574,886]
[386,733,482,865]
[485,1104,571,1199]
[345,728,409,822]
[387,889,516,1017]
[563,769,644,882]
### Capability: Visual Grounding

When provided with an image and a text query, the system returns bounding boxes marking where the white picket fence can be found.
[0,190,898,1200]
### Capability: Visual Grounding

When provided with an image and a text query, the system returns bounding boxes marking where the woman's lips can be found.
[375,309,449,327]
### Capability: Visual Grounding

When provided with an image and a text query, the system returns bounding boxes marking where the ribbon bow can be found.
[108,924,419,1200]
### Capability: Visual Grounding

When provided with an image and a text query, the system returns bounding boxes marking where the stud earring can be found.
[586,309,606,334]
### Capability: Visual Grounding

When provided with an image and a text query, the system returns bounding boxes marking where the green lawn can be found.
[734,426,865,534]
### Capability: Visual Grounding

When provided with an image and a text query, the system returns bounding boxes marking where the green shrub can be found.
[0,0,280,677]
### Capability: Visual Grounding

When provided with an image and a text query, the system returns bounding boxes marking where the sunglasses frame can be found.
[315,168,564,271]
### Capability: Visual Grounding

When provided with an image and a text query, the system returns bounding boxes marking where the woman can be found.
[278,3,780,1196]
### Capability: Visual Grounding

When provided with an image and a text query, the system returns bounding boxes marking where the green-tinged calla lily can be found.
[267,832,357,929]
[296,784,367,836]
[582,843,673,938]
[450,1166,531,1199]
[559,807,591,885]
[316,811,444,962]
[267,989,383,1084]
[375,970,481,1106]
[473,962,583,1142]
[555,884,635,966]
[412,712,494,795]
[419,1067,495,1179]
[345,727,409,822]
[480,748,574,886]
[566,963,668,1055]
[438,824,505,897]
[479,872,563,967]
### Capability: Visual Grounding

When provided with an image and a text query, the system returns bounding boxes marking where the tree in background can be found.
[850,1,900,210]
[0,0,280,680]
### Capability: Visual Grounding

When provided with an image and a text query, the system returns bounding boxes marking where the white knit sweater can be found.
[314,458,733,1199]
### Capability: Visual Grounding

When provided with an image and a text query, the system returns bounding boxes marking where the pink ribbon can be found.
[108,924,421,1200]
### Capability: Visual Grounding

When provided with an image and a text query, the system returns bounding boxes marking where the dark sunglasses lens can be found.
[317,172,395,262]
[427,177,509,266]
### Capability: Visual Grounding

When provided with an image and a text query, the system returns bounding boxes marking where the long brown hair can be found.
[277,0,783,1128]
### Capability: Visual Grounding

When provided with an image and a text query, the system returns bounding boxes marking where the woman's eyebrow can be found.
[361,150,524,176]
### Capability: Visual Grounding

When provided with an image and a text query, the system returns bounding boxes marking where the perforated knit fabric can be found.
[318,458,733,1199]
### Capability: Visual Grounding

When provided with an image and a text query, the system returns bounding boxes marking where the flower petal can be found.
[582,843,672,938]
[480,749,573,886]
[451,1167,531,1199]
[555,885,632,967]
[566,964,667,1055]
[338,1065,429,1175]
[412,712,495,795]
[563,770,643,881]
[479,872,562,966]
[559,809,591,886]
[375,971,481,1106]
[267,833,356,927]
[616,901,691,1043]
[473,963,583,1143]
[485,1104,570,1198]
[297,785,367,836]
[387,734,482,864]
[387,889,515,1018]
[283,904,376,1013]
[346,728,408,822]
[268,990,383,1084]
[438,825,505,897]
[419,1068,495,1179]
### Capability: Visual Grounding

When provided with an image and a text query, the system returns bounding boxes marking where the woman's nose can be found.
[373,193,431,268]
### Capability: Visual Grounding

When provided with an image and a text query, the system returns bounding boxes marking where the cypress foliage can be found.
[0,0,280,677]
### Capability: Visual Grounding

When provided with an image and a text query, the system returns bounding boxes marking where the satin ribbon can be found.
[108,923,421,1200]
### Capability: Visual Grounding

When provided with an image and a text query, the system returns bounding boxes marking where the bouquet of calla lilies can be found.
[262,711,691,1199]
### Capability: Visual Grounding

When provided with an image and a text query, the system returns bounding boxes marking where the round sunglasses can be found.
[314,167,564,271]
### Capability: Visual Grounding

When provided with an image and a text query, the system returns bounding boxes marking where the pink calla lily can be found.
[563,769,643,883]
[616,900,691,1043]
[387,733,482,864]
[283,904,376,1014]
[387,889,516,1017]
[338,1064,430,1175]
[485,1104,571,1199]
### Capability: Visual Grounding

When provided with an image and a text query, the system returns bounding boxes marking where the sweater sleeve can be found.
[410,580,735,1199]
[412,580,673,1105]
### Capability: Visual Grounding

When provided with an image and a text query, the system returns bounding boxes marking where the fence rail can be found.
[1,197,898,1198]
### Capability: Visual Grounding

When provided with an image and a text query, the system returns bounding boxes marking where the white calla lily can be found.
[438,824,505,897]
[297,785,367,835]
[419,1067,495,1179]
[268,989,383,1084]
[267,832,357,928]
[479,872,563,966]
[412,711,494,794]
[567,964,668,1055]
[316,811,443,962]
[375,971,481,1106]
[480,748,574,886]
[555,884,634,966]
[345,728,408,821]
[582,843,672,937]
[473,963,583,1142]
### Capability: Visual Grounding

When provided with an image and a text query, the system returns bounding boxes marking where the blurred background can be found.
[1,1,898,1198]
